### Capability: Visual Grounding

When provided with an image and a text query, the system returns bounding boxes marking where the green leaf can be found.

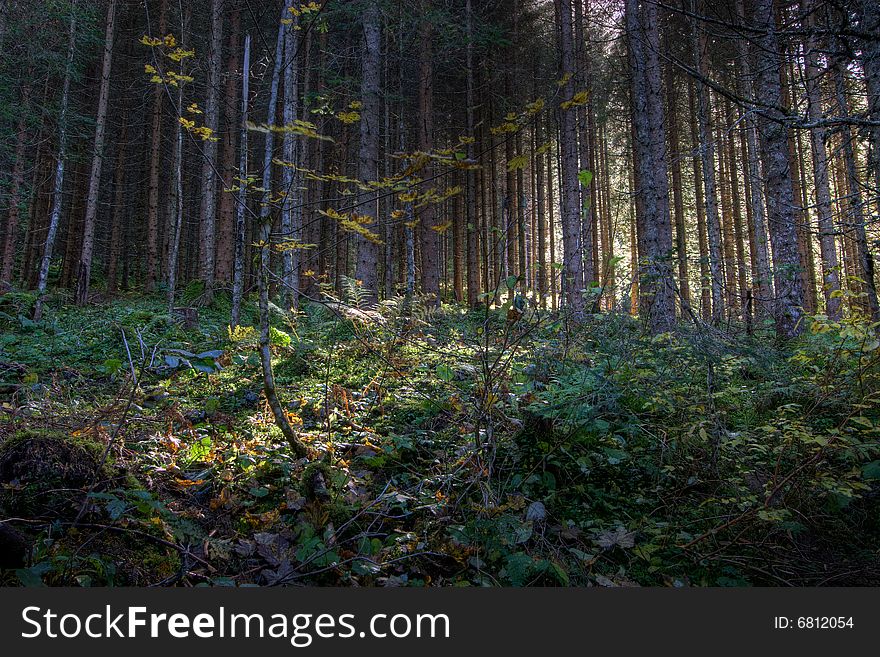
[862,460,880,480]
[578,170,593,187]
[436,363,455,382]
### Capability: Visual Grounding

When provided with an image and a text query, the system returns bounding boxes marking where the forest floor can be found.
[0,286,879,587]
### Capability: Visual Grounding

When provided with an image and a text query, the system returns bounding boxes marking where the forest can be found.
[0,0,878,587]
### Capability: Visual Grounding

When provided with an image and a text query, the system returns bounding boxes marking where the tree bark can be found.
[555,0,585,313]
[216,6,241,286]
[231,33,250,329]
[74,0,117,306]
[354,0,381,306]
[691,0,724,323]
[198,0,224,295]
[34,5,77,321]
[751,0,805,337]
[1,83,30,288]
[418,0,440,306]
[626,0,675,332]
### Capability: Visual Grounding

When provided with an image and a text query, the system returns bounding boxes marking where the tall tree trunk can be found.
[724,98,748,319]
[74,0,117,306]
[536,110,547,307]
[216,6,241,286]
[107,120,128,294]
[280,11,303,309]
[257,7,287,303]
[418,0,440,306]
[665,60,690,311]
[166,6,191,316]
[574,0,595,291]
[1,83,30,288]
[858,0,880,216]
[555,0,585,312]
[199,0,223,296]
[688,80,711,321]
[146,0,168,291]
[735,0,772,317]
[832,58,879,320]
[34,5,77,321]
[465,0,479,306]
[354,0,381,306]
[231,33,250,329]
[626,0,675,332]
[751,0,805,337]
[691,0,724,323]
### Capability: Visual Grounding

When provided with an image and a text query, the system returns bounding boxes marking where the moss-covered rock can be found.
[0,429,116,517]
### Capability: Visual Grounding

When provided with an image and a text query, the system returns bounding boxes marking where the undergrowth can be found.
[0,289,878,587]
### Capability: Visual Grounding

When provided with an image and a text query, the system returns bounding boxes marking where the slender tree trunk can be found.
[34,5,77,321]
[547,119,558,310]
[166,6,191,316]
[859,0,880,212]
[688,81,712,321]
[146,0,167,291]
[74,0,117,306]
[536,112,547,307]
[666,61,690,310]
[280,11,303,309]
[354,1,381,305]
[231,33,250,329]
[107,121,128,294]
[199,0,223,296]
[574,0,595,291]
[216,6,241,286]
[418,0,440,306]
[1,83,30,288]
[751,0,805,337]
[256,7,287,303]
[832,58,879,320]
[555,0,585,312]
[464,0,479,306]
[735,0,773,317]
[724,99,748,318]
[691,0,724,323]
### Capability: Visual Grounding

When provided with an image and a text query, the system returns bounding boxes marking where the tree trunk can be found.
[555,0,585,313]
[198,0,223,296]
[735,0,773,318]
[216,6,241,286]
[626,0,675,332]
[231,33,250,329]
[691,0,724,323]
[418,0,440,306]
[751,0,805,338]
[146,0,167,291]
[1,83,30,288]
[107,121,128,294]
[280,10,303,310]
[832,58,879,321]
[354,0,381,306]
[858,0,880,217]
[464,0,479,306]
[74,0,117,306]
[34,5,77,321]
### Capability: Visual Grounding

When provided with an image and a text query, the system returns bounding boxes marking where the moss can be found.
[0,429,118,517]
